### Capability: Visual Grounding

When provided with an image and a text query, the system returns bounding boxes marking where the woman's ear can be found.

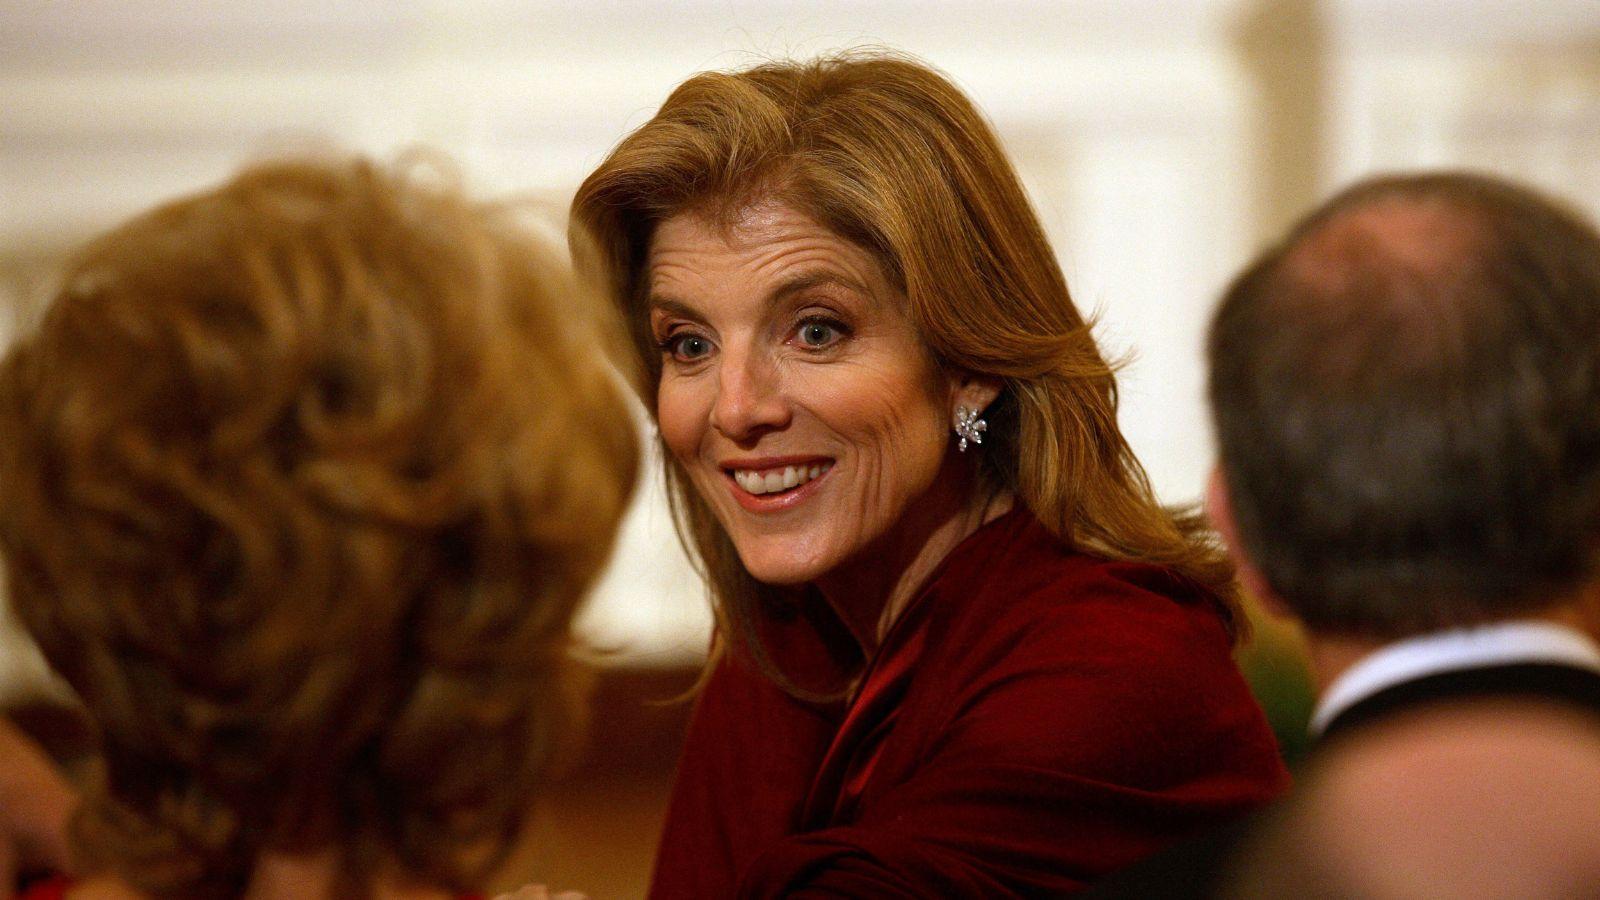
[949,371,1003,415]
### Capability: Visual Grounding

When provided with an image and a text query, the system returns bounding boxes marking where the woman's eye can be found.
[797,320,844,349]
[663,333,714,362]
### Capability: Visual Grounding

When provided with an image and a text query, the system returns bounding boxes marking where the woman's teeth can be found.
[733,462,831,496]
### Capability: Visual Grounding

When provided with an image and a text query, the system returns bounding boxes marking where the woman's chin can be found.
[734,545,831,587]
[742,564,822,588]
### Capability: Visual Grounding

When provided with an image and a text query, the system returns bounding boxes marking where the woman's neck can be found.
[814,475,1013,655]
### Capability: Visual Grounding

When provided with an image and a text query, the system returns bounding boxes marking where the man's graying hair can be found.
[1209,172,1600,637]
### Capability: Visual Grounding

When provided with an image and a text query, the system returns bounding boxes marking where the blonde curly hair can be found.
[0,157,638,897]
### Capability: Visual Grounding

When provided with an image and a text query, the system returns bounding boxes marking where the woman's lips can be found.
[732,461,832,494]
[721,458,834,512]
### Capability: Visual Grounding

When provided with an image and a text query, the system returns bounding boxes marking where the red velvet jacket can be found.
[650,508,1289,897]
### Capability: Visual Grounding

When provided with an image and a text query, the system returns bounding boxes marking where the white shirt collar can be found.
[1310,620,1600,737]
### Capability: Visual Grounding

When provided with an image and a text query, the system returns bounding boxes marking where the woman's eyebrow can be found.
[646,271,867,322]
[646,296,705,324]
[767,270,866,305]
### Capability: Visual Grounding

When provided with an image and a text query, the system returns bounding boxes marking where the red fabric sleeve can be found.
[735,588,1286,896]
[650,512,1288,898]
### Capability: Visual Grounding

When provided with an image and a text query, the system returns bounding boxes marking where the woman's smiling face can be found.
[647,199,962,586]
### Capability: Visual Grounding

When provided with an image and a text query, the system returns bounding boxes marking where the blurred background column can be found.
[1235,0,1326,243]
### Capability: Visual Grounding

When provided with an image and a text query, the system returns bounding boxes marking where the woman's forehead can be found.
[655,197,828,254]
[646,200,886,297]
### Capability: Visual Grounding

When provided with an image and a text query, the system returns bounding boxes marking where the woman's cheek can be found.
[656,374,708,462]
[802,359,941,445]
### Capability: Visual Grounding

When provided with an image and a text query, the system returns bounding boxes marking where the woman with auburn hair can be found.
[573,52,1288,896]
[0,157,637,899]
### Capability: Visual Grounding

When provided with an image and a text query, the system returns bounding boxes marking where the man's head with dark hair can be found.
[1208,172,1600,638]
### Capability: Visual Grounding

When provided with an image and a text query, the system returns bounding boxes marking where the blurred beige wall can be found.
[3,0,1600,690]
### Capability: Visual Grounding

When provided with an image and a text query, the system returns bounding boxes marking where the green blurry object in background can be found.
[1235,596,1317,766]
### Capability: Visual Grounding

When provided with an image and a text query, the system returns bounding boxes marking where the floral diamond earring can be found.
[954,405,987,452]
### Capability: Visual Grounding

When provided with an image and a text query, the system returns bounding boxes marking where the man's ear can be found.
[1206,467,1294,621]
[949,371,1003,417]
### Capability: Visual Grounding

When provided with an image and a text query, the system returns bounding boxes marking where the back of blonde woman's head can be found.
[0,157,638,897]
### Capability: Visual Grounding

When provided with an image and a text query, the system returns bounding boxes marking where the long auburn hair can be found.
[573,51,1236,693]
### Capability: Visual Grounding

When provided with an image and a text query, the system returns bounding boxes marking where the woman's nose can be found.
[709,348,790,442]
